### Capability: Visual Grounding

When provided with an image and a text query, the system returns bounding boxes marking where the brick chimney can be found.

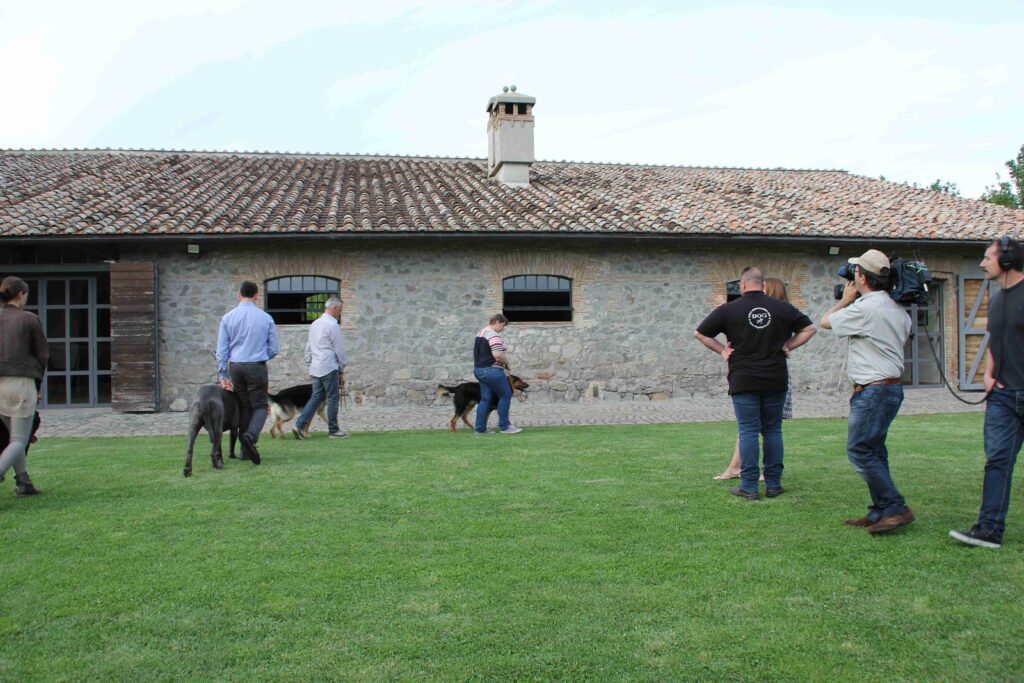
[487,85,535,187]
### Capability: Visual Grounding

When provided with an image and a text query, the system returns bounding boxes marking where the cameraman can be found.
[950,237,1024,549]
[821,249,913,534]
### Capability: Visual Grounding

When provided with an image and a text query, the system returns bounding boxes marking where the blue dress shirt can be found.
[216,301,280,379]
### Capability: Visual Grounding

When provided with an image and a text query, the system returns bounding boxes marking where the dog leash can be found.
[505,368,525,402]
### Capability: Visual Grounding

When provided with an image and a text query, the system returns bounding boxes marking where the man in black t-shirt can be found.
[950,237,1024,549]
[696,267,817,499]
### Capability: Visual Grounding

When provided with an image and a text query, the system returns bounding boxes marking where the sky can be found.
[1,0,1021,198]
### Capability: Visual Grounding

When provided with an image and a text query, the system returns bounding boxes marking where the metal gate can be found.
[958,275,995,390]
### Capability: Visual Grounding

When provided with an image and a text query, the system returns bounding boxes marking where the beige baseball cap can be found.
[848,249,890,275]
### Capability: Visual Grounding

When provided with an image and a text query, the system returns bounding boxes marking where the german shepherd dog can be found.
[437,376,529,432]
[268,384,328,438]
[184,385,239,477]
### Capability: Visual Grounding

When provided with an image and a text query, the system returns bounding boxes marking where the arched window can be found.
[264,276,340,325]
[503,275,572,322]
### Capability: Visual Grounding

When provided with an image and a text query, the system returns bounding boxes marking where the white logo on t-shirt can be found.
[748,307,771,329]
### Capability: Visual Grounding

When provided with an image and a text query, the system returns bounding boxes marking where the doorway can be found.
[901,281,944,387]
[22,275,112,407]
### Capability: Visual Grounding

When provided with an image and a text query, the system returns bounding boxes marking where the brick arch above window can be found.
[244,251,361,329]
[700,253,810,310]
[486,252,595,325]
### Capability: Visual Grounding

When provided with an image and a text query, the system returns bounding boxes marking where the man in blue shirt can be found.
[216,280,279,465]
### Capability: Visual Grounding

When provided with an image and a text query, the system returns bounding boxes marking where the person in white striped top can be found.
[473,314,522,434]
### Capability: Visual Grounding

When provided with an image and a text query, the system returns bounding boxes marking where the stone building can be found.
[1,89,1020,411]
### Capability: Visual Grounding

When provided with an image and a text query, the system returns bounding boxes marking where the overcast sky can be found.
[1,0,1021,198]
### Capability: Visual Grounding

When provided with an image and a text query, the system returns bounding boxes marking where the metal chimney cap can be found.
[487,86,536,112]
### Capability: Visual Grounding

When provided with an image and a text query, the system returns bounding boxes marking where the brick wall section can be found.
[122,239,984,410]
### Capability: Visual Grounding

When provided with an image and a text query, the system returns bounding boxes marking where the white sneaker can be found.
[500,425,523,434]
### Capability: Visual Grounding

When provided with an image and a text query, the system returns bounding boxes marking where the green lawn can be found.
[1,413,1020,681]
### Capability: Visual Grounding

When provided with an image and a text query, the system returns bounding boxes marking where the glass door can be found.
[21,275,111,407]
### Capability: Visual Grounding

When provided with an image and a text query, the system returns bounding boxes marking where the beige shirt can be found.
[829,291,911,385]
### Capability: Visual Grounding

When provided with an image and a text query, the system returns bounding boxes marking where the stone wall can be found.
[123,238,982,410]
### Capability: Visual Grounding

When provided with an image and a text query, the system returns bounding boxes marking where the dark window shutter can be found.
[111,263,159,412]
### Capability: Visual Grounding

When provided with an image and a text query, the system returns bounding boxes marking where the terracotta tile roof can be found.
[0,150,1019,240]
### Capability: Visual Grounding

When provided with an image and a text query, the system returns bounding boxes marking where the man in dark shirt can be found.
[696,267,817,499]
[950,237,1024,548]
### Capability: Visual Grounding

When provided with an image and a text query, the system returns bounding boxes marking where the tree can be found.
[980,144,1024,209]
[928,179,960,196]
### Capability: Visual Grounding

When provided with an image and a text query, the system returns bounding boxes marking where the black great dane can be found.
[184,385,240,477]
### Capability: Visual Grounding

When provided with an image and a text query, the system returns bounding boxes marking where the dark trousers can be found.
[229,362,269,452]
[977,388,1024,537]
[847,384,906,520]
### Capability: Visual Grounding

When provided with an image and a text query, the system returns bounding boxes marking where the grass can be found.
[0,413,1021,681]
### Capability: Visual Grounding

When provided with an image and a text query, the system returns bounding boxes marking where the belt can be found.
[230,360,266,366]
[853,377,901,393]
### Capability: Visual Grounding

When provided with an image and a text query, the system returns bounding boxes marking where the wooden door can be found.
[111,263,159,411]
[958,275,995,390]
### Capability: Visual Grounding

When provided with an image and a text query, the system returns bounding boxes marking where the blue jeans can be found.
[474,366,512,433]
[977,388,1024,537]
[731,390,787,492]
[296,370,340,434]
[847,384,906,520]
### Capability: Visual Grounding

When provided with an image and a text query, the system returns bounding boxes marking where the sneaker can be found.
[499,425,523,434]
[765,486,785,498]
[329,431,351,439]
[729,486,760,501]
[949,525,1002,549]
[867,508,915,534]
[291,427,306,441]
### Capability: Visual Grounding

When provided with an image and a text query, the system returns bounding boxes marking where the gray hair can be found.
[324,297,343,311]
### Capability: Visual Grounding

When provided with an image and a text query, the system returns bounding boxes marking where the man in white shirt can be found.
[821,249,913,534]
[294,297,348,439]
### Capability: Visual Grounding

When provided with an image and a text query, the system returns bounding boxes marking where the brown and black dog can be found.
[437,376,529,432]
[268,384,328,438]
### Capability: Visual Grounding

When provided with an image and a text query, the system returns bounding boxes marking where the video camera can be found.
[833,257,932,304]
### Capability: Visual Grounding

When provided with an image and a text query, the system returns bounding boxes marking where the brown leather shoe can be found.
[867,508,915,534]
[843,516,875,527]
